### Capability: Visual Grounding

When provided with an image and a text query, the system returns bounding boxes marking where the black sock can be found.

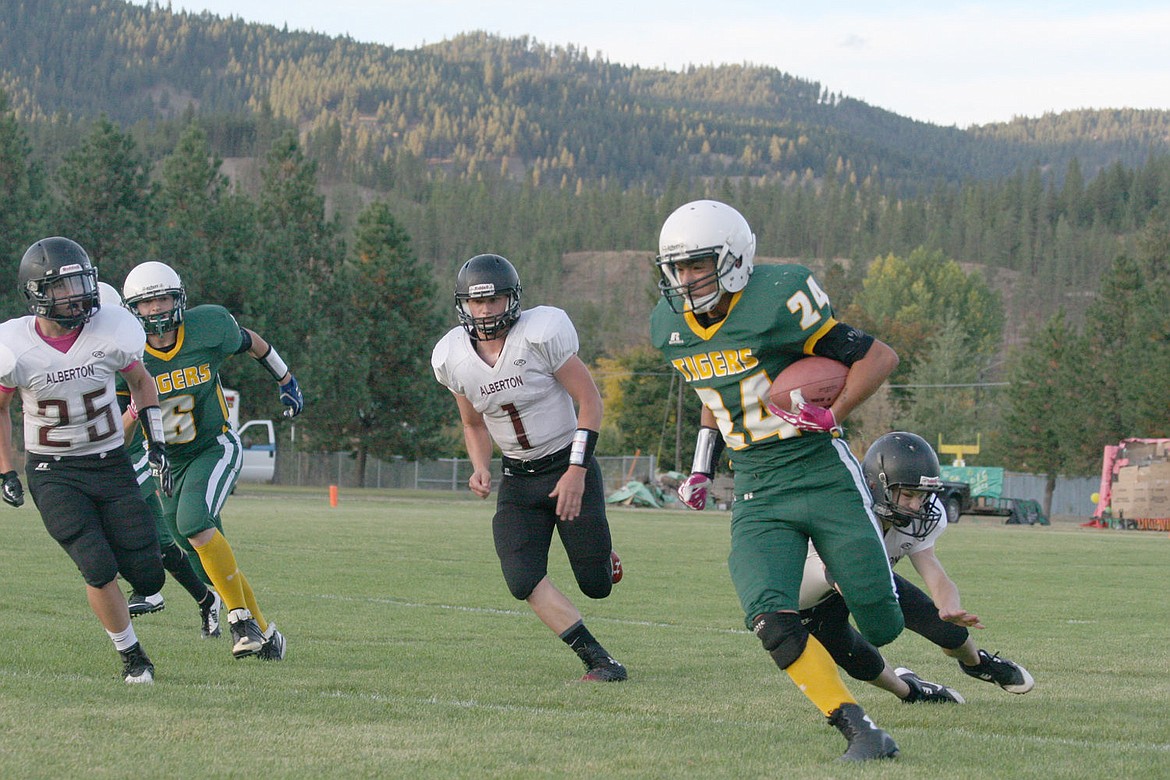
[559,620,593,650]
[560,621,606,663]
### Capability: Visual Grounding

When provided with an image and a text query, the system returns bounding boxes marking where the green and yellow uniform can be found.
[651,264,901,645]
[120,304,245,543]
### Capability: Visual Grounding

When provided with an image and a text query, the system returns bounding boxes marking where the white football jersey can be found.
[0,305,145,457]
[432,306,580,460]
[800,494,948,610]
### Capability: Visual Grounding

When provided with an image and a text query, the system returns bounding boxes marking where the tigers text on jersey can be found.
[799,495,949,610]
[650,264,843,476]
[136,304,242,463]
[0,305,145,457]
[431,306,580,460]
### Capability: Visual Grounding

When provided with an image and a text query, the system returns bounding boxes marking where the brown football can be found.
[767,357,849,413]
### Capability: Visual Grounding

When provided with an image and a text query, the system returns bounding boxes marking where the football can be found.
[767,356,849,413]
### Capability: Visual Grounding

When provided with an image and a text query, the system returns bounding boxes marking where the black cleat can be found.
[256,623,286,661]
[896,667,965,703]
[959,650,1034,694]
[127,591,164,618]
[199,591,223,639]
[577,644,627,682]
[227,608,265,658]
[120,642,155,684]
[827,703,899,762]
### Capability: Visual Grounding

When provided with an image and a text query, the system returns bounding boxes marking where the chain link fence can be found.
[271,452,659,492]
[258,448,1103,516]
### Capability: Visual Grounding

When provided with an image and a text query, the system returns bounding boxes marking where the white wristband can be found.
[141,405,166,446]
[258,345,289,381]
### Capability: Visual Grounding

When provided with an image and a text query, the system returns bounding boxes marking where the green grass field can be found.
[0,486,1167,779]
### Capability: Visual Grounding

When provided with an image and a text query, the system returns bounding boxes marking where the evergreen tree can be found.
[309,200,448,481]
[1002,312,1096,513]
[897,316,993,456]
[53,116,154,282]
[0,89,44,313]
[153,123,274,421]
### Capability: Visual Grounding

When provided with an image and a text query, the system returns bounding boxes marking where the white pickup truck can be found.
[222,388,277,483]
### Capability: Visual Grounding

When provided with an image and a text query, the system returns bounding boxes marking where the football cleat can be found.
[895,667,965,703]
[577,644,627,682]
[610,550,623,584]
[580,656,628,682]
[827,703,899,762]
[256,623,286,661]
[200,590,223,639]
[128,591,165,618]
[959,650,1034,694]
[120,642,155,684]
[227,608,265,658]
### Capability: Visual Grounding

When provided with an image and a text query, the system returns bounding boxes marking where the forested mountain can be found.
[3,0,1170,193]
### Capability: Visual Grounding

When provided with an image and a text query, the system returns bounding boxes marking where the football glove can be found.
[279,374,304,418]
[771,401,842,437]
[147,443,174,497]
[677,473,712,511]
[2,470,24,507]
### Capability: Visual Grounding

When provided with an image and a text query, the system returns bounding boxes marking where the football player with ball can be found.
[651,200,903,762]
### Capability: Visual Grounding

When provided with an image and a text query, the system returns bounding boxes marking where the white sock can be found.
[107,624,139,652]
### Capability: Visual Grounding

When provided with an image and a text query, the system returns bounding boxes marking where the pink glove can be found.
[770,401,842,436]
[677,473,712,510]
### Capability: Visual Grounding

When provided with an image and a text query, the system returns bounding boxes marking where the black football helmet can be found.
[18,237,100,329]
[454,254,522,340]
[862,431,945,539]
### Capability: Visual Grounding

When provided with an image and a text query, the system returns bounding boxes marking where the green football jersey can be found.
[138,304,243,464]
[650,264,844,478]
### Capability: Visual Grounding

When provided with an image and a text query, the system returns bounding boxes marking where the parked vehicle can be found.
[937,478,1047,525]
[222,388,276,483]
[937,480,971,524]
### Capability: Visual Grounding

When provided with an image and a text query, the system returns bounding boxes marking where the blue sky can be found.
[136,1,1170,127]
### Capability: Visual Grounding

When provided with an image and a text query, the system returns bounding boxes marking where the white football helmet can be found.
[97,282,123,307]
[656,199,756,314]
[123,261,186,335]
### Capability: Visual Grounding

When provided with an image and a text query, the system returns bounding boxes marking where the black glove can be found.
[2,470,24,507]
[147,444,174,497]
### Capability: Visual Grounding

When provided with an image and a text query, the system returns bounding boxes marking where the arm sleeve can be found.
[811,321,875,367]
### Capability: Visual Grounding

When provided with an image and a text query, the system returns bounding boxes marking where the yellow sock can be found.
[237,571,267,634]
[192,530,247,612]
[785,635,857,716]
